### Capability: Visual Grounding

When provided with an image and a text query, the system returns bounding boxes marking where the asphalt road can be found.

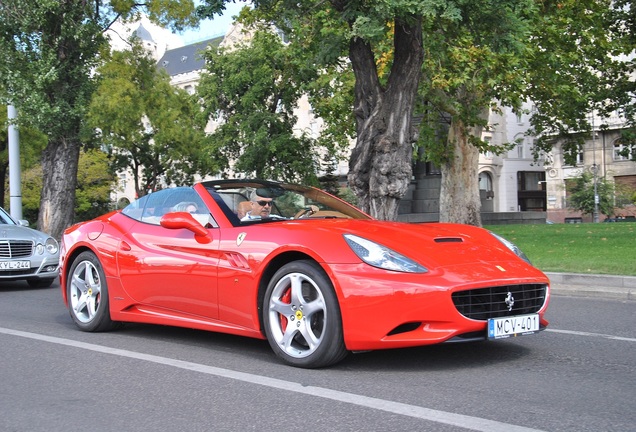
[1,280,634,432]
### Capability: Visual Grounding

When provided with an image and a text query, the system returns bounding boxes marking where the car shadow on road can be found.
[77,320,533,371]
[337,340,533,371]
[0,280,54,292]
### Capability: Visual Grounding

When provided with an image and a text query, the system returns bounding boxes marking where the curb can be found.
[545,272,636,301]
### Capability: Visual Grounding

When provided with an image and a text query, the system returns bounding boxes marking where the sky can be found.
[177,2,247,44]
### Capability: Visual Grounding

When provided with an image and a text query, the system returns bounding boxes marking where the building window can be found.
[481,136,493,159]
[479,172,494,200]
[563,148,584,166]
[517,171,546,211]
[614,140,633,161]
[479,172,493,192]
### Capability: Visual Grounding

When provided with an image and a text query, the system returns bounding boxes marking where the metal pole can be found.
[7,104,23,221]
[591,113,599,223]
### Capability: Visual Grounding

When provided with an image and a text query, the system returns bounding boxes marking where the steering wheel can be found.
[294,205,319,219]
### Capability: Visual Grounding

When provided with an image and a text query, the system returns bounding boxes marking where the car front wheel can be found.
[67,251,118,332]
[263,260,348,368]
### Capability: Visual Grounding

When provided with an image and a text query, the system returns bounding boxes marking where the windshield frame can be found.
[200,179,371,226]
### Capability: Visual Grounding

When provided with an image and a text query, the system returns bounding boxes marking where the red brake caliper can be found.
[279,287,291,331]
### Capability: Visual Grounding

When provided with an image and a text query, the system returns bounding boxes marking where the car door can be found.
[116,189,221,319]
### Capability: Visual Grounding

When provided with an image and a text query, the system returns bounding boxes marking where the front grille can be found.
[452,284,547,321]
[0,240,34,258]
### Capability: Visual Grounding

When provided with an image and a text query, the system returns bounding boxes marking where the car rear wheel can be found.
[263,260,348,368]
[67,251,118,332]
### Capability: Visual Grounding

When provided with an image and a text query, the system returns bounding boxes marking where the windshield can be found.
[0,207,18,225]
[201,180,371,224]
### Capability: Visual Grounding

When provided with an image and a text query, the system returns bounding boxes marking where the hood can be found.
[294,219,527,270]
[0,225,51,243]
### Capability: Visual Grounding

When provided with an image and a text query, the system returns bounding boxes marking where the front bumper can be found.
[326,261,550,351]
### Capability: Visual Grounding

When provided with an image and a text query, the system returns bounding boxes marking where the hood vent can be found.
[434,237,463,243]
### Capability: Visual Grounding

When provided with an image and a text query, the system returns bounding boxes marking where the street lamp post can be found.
[591,114,599,223]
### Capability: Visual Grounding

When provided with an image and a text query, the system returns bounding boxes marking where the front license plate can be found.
[488,313,540,339]
[0,260,30,270]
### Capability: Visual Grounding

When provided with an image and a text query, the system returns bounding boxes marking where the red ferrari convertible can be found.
[60,179,550,368]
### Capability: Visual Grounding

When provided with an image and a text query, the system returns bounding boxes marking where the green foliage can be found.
[88,41,213,197]
[197,27,347,185]
[18,164,43,225]
[417,0,537,165]
[0,0,201,237]
[527,0,635,158]
[17,150,114,224]
[0,1,103,142]
[337,186,359,206]
[74,149,117,222]
[567,171,617,218]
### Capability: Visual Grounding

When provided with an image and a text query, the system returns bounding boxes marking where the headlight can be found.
[45,237,59,255]
[490,232,531,264]
[344,234,428,273]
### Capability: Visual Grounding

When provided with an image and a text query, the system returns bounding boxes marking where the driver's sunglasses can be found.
[255,200,273,207]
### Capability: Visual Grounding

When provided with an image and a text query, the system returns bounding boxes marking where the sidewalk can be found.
[546,272,636,301]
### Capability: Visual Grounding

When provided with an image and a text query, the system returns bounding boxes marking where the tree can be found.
[88,41,212,198]
[197,28,329,184]
[198,0,634,225]
[417,1,537,225]
[19,150,115,224]
[567,171,616,218]
[74,149,117,222]
[0,0,198,238]
[527,0,635,162]
[199,1,424,219]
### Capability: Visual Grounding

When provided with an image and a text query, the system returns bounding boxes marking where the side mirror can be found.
[160,212,212,244]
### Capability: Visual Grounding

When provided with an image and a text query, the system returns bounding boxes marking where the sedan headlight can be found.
[490,232,531,264]
[37,237,59,255]
[344,234,428,273]
[45,237,59,254]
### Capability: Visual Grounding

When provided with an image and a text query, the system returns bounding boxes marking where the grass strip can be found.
[485,222,636,276]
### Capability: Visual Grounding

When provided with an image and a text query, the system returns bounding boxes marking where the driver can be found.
[241,190,274,220]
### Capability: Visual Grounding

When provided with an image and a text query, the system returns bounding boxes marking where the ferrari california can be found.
[0,206,59,288]
[59,179,550,368]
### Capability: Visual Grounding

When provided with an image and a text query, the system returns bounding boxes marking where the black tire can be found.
[66,251,118,332]
[263,260,348,368]
[27,278,55,288]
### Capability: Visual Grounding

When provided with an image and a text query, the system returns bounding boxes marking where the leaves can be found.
[568,171,617,218]
[88,41,213,197]
[197,26,347,184]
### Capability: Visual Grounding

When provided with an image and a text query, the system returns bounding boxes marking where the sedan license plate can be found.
[488,313,539,339]
[0,260,30,270]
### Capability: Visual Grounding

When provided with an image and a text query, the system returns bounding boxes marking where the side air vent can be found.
[387,322,421,336]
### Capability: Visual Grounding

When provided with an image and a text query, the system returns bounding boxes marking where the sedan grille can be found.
[0,240,34,258]
[452,284,547,321]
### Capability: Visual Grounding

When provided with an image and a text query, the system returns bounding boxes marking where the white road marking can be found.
[0,326,545,432]
[546,328,636,342]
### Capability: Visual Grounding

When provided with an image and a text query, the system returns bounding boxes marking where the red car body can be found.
[60,180,550,367]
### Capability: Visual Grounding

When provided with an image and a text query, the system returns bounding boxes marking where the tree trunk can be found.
[439,117,483,226]
[347,18,423,220]
[38,137,80,239]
